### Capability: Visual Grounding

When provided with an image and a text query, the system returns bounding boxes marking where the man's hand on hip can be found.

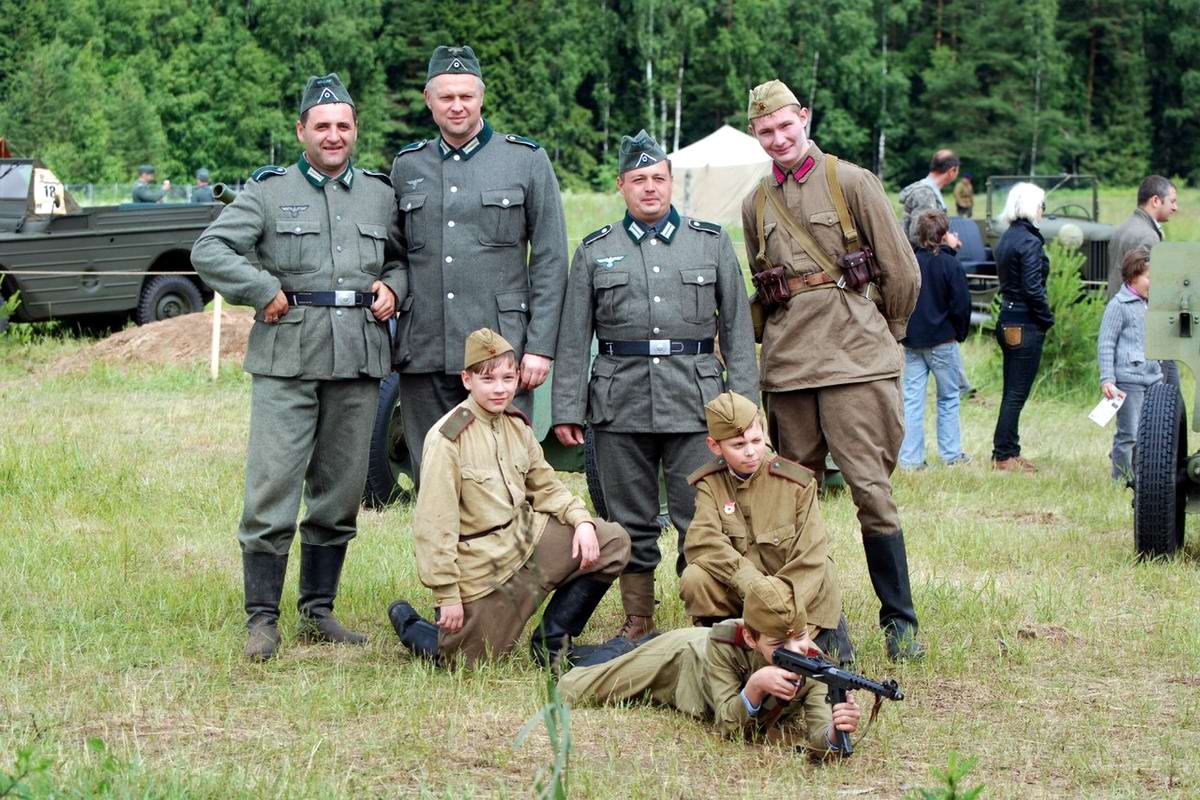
[370,281,396,321]
[262,290,289,323]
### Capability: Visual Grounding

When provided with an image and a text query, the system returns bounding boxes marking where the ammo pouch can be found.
[836,246,881,289]
[751,265,792,309]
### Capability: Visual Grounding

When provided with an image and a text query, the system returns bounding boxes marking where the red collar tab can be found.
[773,155,817,186]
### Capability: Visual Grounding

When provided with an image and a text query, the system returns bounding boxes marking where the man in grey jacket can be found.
[390,45,569,487]
[899,150,959,247]
[551,130,757,640]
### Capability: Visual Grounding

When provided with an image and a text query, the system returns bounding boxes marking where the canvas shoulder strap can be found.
[758,177,842,281]
[825,154,859,246]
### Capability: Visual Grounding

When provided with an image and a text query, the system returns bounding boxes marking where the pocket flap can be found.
[808,210,840,227]
[276,220,321,236]
[695,359,720,378]
[481,188,525,208]
[593,271,629,289]
[680,267,717,286]
[275,306,305,324]
[399,193,426,212]
[496,291,530,313]
[398,294,414,313]
[592,358,617,378]
[357,222,388,240]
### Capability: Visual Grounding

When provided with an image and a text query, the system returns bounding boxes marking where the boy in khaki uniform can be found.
[388,329,630,667]
[680,391,851,663]
[558,576,861,756]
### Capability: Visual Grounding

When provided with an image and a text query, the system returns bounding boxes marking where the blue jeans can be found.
[1111,382,1152,481]
[900,342,963,466]
[992,321,1045,460]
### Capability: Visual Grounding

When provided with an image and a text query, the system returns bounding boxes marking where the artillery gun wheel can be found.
[1133,382,1188,558]
[363,372,415,508]
[135,275,203,325]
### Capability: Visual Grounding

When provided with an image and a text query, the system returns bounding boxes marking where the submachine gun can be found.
[772,648,904,756]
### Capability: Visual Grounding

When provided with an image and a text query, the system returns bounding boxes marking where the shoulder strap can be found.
[759,177,842,281]
[687,458,727,486]
[754,186,769,270]
[824,155,858,246]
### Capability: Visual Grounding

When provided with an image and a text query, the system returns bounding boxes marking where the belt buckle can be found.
[648,339,671,356]
[334,290,356,306]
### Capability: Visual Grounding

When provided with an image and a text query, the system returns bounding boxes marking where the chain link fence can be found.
[66,182,246,207]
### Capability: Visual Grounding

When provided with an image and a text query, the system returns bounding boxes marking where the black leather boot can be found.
[530,576,613,669]
[297,544,367,645]
[863,532,925,662]
[387,600,439,660]
[243,551,288,661]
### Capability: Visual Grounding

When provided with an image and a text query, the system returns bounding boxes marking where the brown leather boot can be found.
[993,456,1036,473]
[616,572,657,639]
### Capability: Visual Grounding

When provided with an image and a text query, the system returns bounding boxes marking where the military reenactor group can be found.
[191,44,924,757]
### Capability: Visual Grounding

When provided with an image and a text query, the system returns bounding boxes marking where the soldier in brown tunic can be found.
[741,80,924,660]
[559,575,861,755]
[387,329,630,668]
[680,391,850,663]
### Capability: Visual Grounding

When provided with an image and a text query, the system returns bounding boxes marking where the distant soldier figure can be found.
[192,168,214,203]
[1107,175,1179,385]
[390,45,569,488]
[552,130,757,641]
[132,164,170,203]
[899,149,960,247]
[954,173,974,218]
[742,80,923,661]
[192,73,406,661]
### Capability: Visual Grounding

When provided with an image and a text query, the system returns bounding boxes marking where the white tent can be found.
[669,125,772,225]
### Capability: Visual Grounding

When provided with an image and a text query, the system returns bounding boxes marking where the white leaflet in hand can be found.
[1088,393,1126,427]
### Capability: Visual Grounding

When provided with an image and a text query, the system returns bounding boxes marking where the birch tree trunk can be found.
[673,57,684,152]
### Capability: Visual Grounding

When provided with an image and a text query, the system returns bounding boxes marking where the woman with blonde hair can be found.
[991,182,1054,472]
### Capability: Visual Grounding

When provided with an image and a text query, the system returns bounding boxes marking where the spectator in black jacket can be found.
[898,210,972,470]
[991,182,1054,472]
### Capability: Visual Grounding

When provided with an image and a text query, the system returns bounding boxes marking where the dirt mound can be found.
[51,307,254,374]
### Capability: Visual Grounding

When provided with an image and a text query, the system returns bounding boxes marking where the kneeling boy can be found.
[680,391,850,661]
[388,329,630,667]
[558,576,861,755]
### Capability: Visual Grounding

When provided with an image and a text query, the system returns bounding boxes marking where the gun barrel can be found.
[772,649,904,701]
[212,183,236,205]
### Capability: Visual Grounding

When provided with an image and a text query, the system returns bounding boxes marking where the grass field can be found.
[3,188,1200,798]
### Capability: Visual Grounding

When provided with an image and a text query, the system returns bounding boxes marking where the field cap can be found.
[618,129,668,175]
[301,73,355,115]
[428,45,482,80]
[464,328,513,369]
[744,576,804,639]
[748,80,800,121]
[704,391,759,440]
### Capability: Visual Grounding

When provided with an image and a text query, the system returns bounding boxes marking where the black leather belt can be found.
[459,519,511,542]
[597,338,714,356]
[285,290,376,307]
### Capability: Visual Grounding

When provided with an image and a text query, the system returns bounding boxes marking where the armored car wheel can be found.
[135,275,204,325]
[363,372,415,508]
[1133,382,1188,557]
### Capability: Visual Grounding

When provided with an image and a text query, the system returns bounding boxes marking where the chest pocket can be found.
[399,192,426,252]
[807,209,845,261]
[274,220,322,273]
[357,222,387,275]
[752,523,798,569]
[592,270,629,328]
[680,267,717,323]
[480,188,526,247]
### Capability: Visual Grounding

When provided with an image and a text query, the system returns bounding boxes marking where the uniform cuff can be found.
[565,508,592,529]
[887,318,908,341]
[740,689,761,717]
[431,585,461,606]
[732,564,763,595]
[252,277,282,312]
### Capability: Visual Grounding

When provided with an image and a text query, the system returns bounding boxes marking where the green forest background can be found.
[1,0,1197,191]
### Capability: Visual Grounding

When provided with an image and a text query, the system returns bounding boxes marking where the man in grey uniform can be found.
[132,164,169,203]
[192,73,406,661]
[552,130,757,640]
[390,45,569,486]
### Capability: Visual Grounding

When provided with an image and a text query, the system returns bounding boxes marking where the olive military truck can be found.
[0,158,219,330]
[1133,242,1199,557]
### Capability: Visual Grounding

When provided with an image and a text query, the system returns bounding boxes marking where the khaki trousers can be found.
[764,379,903,537]
[438,518,629,665]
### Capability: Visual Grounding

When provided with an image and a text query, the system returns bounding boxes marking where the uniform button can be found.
[406,203,412,210]
[697,275,705,283]
[650,239,658,246]
[335,309,343,317]
[520,302,527,310]
[294,226,302,233]
[653,327,661,334]
[448,220,455,227]
[336,245,343,252]
[652,266,660,273]
[502,198,510,206]
[337,277,344,285]
[453,154,461,161]
[450,186,458,193]
[652,357,660,365]
[653,296,661,303]
[447,292,455,299]
[445,256,453,263]
[336,215,342,221]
